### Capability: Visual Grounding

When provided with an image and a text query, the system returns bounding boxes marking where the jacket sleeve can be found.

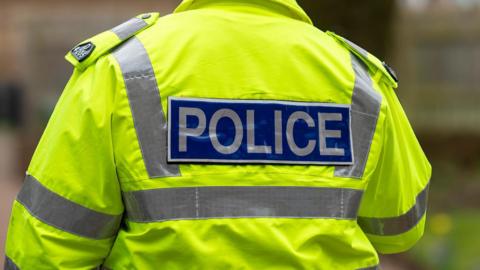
[357,83,432,254]
[4,56,124,269]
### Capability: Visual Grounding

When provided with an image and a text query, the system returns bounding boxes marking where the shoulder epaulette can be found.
[326,31,398,89]
[65,13,159,71]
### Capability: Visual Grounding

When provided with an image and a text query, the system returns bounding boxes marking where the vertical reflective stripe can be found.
[4,256,19,270]
[343,37,369,59]
[335,54,382,178]
[113,37,180,178]
[358,183,430,236]
[123,186,363,222]
[16,175,122,239]
[111,17,148,40]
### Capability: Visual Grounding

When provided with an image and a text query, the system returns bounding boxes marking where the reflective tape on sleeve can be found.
[112,37,180,178]
[111,17,148,40]
[123,186,363,222]
[16,175,123,239]
[335,53,382,178]
[358,183,429,236]
[4,256,20,270]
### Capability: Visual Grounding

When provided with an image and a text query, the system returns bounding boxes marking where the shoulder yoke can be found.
[65,13,159,71]
[326,31,398,88]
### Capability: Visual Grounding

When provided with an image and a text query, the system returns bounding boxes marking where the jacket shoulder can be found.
[326,31,398,88]
[65,13,160,71]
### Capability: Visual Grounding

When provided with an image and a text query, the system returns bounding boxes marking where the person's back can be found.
[4,1,431,269]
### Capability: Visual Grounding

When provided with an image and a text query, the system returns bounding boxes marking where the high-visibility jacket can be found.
[4,0,431,269]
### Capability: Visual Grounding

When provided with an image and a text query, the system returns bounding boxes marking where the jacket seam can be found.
[118,171,366,184]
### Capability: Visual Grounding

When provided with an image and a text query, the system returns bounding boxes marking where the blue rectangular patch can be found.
[168,97,353,165]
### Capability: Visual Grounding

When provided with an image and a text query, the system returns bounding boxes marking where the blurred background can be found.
[1,0,479,269]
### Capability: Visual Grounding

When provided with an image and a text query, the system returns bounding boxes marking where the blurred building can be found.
[1,1,479,269]
[0,0,178,266]
[0,0,178,170]
[395,0,480,133]
[393,2,480,269]
[0,0,398,170]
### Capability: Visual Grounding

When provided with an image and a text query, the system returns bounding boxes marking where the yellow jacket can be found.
[5,1,431,269]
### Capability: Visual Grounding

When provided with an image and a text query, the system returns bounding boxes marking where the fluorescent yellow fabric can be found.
[5,56,123,269]
[5,0,431,269]
[65,13,160,70]
[106,219,376,269]
[365,216,427,254]
[6,202,115,270]
[357,78,431,253]
[326,31,398,88]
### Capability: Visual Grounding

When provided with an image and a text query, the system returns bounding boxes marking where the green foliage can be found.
[411,211,480,270]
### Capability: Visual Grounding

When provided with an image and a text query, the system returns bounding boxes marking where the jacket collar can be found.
[174,0,313,25]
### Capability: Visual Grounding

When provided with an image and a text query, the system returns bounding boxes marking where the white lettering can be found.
[286,111,316,157]
[274,110,283,154]
[318,112,344,156]
[179,107,206,152]
[246,110,272,154]
[209,109,243,154]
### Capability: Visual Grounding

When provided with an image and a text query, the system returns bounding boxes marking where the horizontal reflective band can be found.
[358,183,429,236]
[4,256,19,270]
[168,97,353,165]
[16,175,123,239]
[111,17,147,40]
[123,186,363,222]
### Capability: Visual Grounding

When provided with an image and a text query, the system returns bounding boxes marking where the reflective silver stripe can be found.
[335,54,382,178]
[358,183,429,236]
[343,37,369,59]
[16,175,122,239]
[123,186,363,222]
[113,37,180,178]
[111,17,148,40]
[4,256,19,270]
